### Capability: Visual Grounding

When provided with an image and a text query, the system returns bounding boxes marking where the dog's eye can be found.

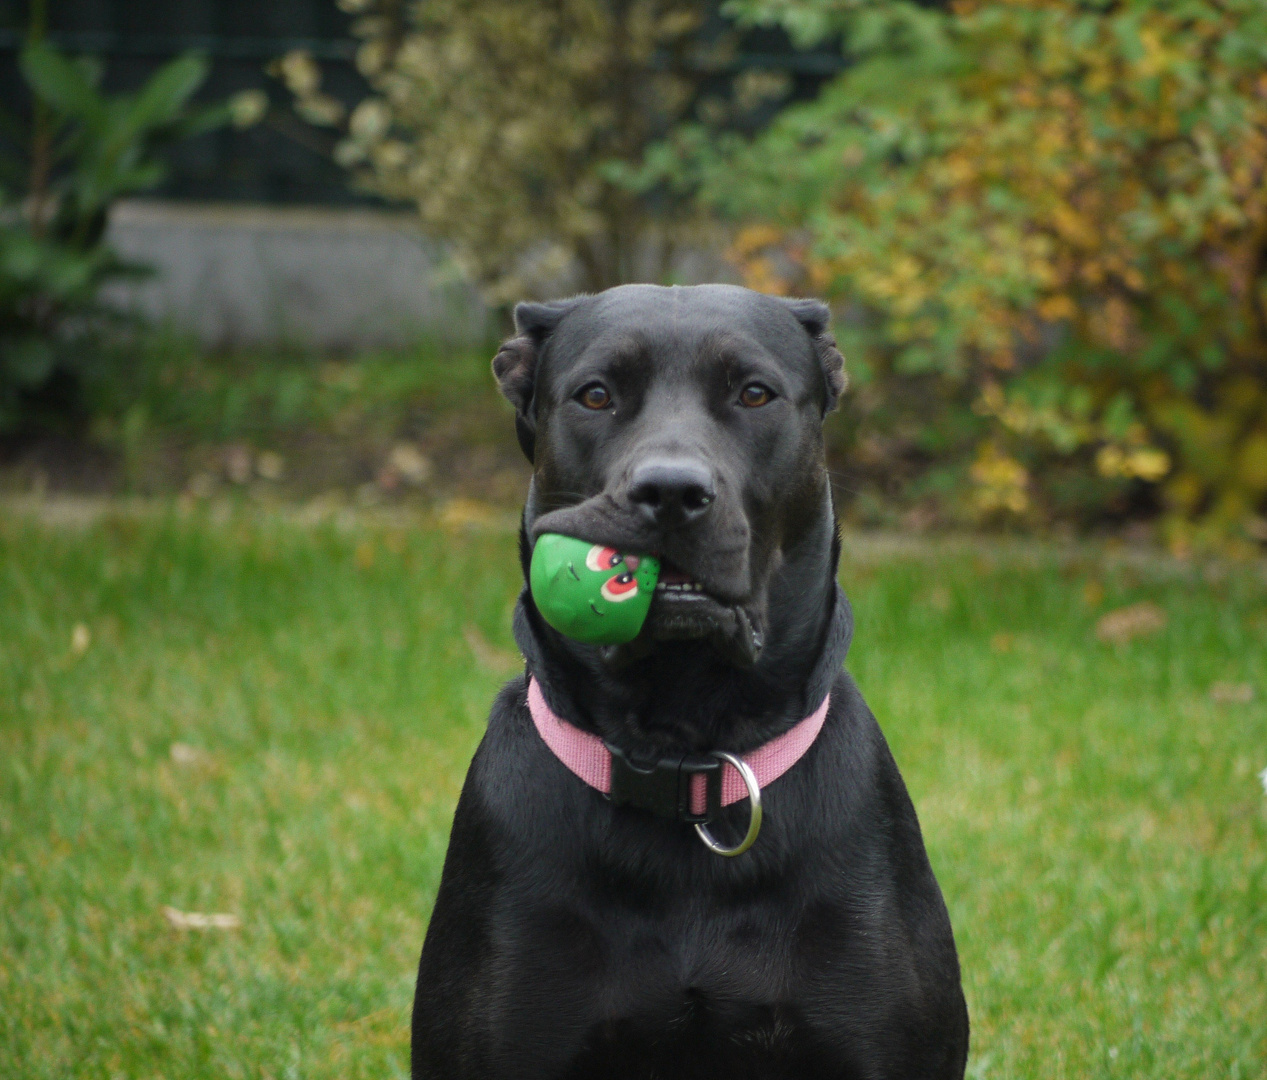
[577,383,612,410]
[739,383,774,408]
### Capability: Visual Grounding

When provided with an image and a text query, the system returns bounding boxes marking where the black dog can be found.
[412,284,968,1078]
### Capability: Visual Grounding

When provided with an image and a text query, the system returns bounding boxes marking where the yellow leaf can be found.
[1037,295,1077,321]
[1125,448,1170,482]
[1235,432,1267,493]
[1096,445,1127,477]
[971,442,1030,515]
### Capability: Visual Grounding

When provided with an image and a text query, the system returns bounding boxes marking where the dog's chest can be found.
[491,899,814,1072]
[567,995,805,1078]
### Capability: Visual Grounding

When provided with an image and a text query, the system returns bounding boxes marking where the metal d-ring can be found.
[694,751,762,857]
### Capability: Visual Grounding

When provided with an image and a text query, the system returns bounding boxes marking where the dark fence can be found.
[0,0,843,206]
[0,0,369,204]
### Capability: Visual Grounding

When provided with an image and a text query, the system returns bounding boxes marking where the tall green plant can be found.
[1,40,250,430]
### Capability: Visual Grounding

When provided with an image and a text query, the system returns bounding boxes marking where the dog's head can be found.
[495,284,845,667]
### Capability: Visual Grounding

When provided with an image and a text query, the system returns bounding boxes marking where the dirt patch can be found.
[0,412,532,512]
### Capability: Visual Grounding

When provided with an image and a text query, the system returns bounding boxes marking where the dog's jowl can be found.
[411,285,969,1079]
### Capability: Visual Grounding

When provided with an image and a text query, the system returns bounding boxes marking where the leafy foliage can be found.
[711,0,1267,549]
[279,0,761,302]
[0,222,126,421]
[1,42,241,430]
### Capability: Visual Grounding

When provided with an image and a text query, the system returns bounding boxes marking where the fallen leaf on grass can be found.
[334,1006,401,1033]
[169,742,205,767]
[1095,602,1166,644]
[1210,681,1254,704]
[71,623,91,655]
[439,497,499,530]
[990,632,1014,654]
[256,450,286,481]
[464,626,522,673]
[386,443,432,487]
[224,444,253,485]
[187,472,217,499]
[161,906,240,931]
[438,497,518,532]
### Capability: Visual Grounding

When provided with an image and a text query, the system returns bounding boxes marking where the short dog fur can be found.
[411,284,969,1079]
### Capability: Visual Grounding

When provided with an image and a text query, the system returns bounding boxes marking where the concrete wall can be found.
[104,201,489,349]
[104,200,741,349]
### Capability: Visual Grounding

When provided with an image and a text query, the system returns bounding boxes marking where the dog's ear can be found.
[492,298,583,462]
[779,297,847,414]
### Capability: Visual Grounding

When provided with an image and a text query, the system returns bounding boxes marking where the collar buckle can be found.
[604,744,721,824]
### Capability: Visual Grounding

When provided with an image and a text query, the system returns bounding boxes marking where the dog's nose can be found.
[628,458,716,525]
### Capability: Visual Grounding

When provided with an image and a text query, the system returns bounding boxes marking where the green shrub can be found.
[710,0,1267,551]
[1,40,246,431]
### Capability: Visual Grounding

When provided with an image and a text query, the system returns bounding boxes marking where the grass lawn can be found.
[1,502,1264,1078]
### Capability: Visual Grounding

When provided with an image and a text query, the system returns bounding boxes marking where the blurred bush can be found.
[708,0,1267,551]
[0,36,251,432]
[11,0,1267,554]
[274,0,744,303]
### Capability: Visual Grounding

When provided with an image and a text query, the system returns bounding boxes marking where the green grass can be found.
[2,506,1264,1078]
[53,334,524,500]
[88,334,500,444]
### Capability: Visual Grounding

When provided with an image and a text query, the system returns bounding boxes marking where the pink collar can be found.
[527,677,830,818]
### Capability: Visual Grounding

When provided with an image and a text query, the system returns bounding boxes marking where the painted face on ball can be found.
[530,534,660,644]
[586,546,644,603]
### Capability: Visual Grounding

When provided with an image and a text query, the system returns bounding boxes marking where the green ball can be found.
[530,533,660,644]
